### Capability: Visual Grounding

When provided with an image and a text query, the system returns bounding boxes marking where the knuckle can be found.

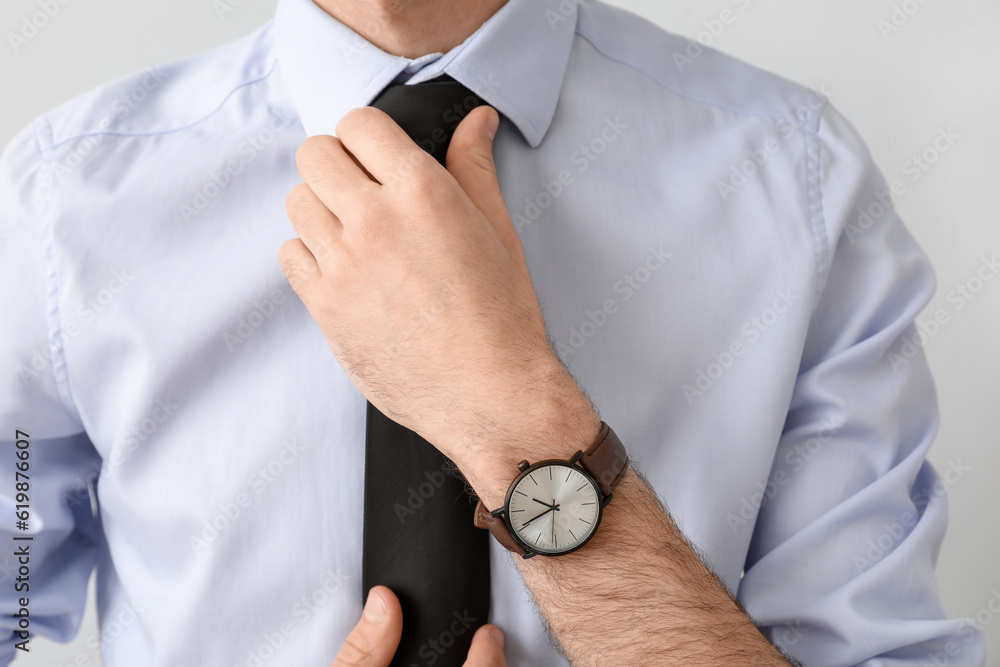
[295,134,336,169]
[336,633,379,666]
[396,149,435,185]
[285,197,317,235]
[337,106,378,138]
[297,139,352,187]
[403,162,445,199]
[279,261,303,288]
[278,256,313,293]
[315,160,350,189]
[277,238,297,261]
[409,161,437,187]
[467,147,497,176]
[284,184,312,215]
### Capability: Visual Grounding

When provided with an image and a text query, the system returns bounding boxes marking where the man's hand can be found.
[279,104,598,482]
[332,586,505,667]
[284,106,794,667]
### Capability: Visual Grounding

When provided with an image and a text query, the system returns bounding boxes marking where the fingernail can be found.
[484,107,499,141]
[490,627,505,649]
[364,589,387,623]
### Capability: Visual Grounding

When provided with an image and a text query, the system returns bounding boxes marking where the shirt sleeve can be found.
[735,103,986,666]
[0,120,103,663]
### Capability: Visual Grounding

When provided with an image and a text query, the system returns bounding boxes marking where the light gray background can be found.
[2,0,998,664]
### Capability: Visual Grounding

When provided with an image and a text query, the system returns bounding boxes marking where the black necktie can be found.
[362,75,491,667]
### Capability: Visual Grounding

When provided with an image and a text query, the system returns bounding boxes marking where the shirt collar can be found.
[273,0,578,148]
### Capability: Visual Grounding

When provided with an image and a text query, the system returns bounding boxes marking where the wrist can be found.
[452,362,602,508]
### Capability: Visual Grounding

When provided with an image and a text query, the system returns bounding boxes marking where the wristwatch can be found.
[474,421,628,558]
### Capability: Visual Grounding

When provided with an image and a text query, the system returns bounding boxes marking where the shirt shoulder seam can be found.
[44,56,280,152]
[572,28,822,129]
[32,114,83,424]
[804,102,832,314]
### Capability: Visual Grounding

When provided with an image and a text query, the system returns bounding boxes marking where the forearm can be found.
[455,366,794,666]
[519,469,791,664]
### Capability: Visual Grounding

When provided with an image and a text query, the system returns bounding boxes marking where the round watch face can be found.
[505,462,603,556]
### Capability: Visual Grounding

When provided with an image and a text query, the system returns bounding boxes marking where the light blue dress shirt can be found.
[0,0,986,664]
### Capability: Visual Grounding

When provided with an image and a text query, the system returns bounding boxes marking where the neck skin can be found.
[313,0,509,58]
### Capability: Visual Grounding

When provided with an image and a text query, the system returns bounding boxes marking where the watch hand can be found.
[522,507,553,527]
[532,498,556,509]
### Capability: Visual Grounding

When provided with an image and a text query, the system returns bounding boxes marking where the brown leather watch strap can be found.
[474,422,629,556]
[579,421,629,498]
[474,500,527,556]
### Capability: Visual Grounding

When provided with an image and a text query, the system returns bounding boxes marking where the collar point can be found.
[522,129,546,149]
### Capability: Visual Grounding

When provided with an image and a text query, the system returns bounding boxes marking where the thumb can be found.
[331,587,403,667]
[462,624,506,667]
[446,105,523,259]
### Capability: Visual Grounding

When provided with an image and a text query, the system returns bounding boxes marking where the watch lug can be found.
[521,550,537,559]
[569,450,584,465]
[490,507,506,518]
[517,460,530,472]
[601,492,613,508]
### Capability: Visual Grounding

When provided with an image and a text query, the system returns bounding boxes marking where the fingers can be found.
[331,586,403,667]
[336,106,439,188]
[463,624,506,667]
[284,182,343,267]
[278,237,321,296]
[446,106,524,260]
[295,134,380,220]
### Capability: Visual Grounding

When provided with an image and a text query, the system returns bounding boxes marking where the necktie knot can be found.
[369,75,488,165]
